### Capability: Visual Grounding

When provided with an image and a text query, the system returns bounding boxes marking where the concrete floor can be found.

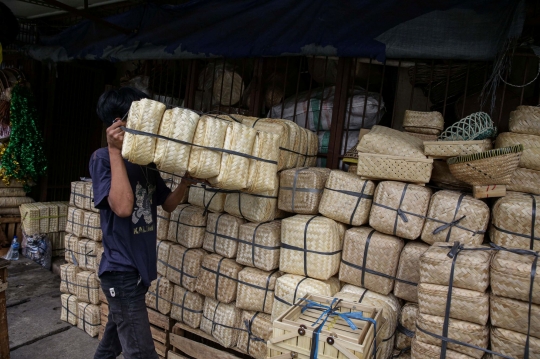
[6,257,101,359]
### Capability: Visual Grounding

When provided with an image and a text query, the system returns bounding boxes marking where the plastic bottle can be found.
[10,236,19,260]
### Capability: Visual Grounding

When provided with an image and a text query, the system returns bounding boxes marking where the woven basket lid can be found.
[403,110,444,131]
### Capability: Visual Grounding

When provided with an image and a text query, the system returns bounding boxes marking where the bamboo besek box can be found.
[278,167,331,214]
[236,220,281,271]
[195,253,243,303]
[203,212,245,258]
[236,267,281,314]
[167,204,207,248]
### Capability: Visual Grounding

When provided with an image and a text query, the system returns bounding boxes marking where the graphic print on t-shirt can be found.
[132,181,156,234]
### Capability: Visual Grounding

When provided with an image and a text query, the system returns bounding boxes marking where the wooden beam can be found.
[167,351,190,359]
[169,334,242,359]
[0,217,20,224]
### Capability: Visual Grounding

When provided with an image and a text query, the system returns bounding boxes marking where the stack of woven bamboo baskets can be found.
[0,180,32,250]
[59,180,103,338]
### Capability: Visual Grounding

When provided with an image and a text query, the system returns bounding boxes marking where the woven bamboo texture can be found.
[403,110,445,135]
[491,250,540,304]
[418,283,489,326]
[50,231,66,257]
[168,204,207,248]
[60,264,80,295]
[294,127,309,168]
[96,246,103,274]
[416,312,489,358]
[224,185,278,223]
[0,179,23,188]
[146,277,174,315]
[509,106,540,136]
[304,129,319,167]
[358,125,427,158]
[0,187,25,197]
[236,267,281,314]
[82,211,101,241]
[491,327,540,359]
[195,253,243,303]
[187,115,230,179]
[188,184,227,213]
[447,146,523,185]
[236,220,281,271]
[405,131,438,141]
[76,271,100,305]
[77,239,102,272]
[369,181,432,240]
[154,107,200,175]
[66,207,85,237]
[240,117,293,171]
[411,338,475,359]
[83,183,98,213]
[237,310,273,359]
[507,167,540,195]
[21,202,66,234]
[424,139,493,158]
[200,297,242,348]
[203,213,245,258]
[490,294,540,338]
[336,284,401,359]
[77,302,101,337]
[122,99,166,165]
[208,121,257,190]
[356,153,434,183]
[0,208,21,215]
[394,242,429,303]
[278,167,331,214]
[70,181,89,210]
[421,191,490,246]
[491,193,540,251]
[284,120,302,169]
[61,294,78,325]
[495,132,540,170]
[245,129,280,193]
[419,242,492,292]
[280,215,347,280]
[396,302,418,350]
[319,170,375,226]
[166,245,207,292]
[339,226,404,295]
[157,206,170,240]
[271,274,340,321]
[430,160,470,190]
[64,234,79,264]
[0,196,33,207]
[170,285,204,329]
[157,240,174,277]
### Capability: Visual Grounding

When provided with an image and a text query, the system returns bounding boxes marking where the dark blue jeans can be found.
[94,271,158,359]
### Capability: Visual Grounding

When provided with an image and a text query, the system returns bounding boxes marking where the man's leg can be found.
[94,310,122,359]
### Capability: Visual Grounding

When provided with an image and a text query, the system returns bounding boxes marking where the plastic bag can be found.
[22,232,52,269]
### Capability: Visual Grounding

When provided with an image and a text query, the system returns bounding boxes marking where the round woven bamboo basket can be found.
[507,167,540,195]
[157,207,170,240]
[394,241,430,303]
[411,338,474,359]
[187,115,230,179]
[1,196,33,208]
[278,167,331,214]
[146,277,174,315]
[200,297,242,348]
[167,204,208,248]
[418,283,489,326]
[447,145,523,185]
[419,242,492,292]
[60,264,80,296]
[122,99,166,165]
[77,239,102,272]
[77,271,100,305]
[236,310,273,359]
[491,327,540,358]
[416,312,489,358]
[491,192,540,251]
[188,184,227,213]
[154,107,200,175]
[77,302,101,338]
[166,246,207,293]
[224,184,279,223]
[509,105,540,136]
[156,240,174,277]
[424,139,493,159]
[495,132,540,170]
[339,226,404,296]
[236,267,281,314]
[430,160,470,190]
[0,187,26,197]
[203,213,245,258]
[358,125,427,158]
[319,170,375,226]
[195,253,243,303]
[61,294,78,326]
[490,294,540,338]
[421,191,490,246]
[280,215,346,280]
[236,220,281,271]
[369,181,432,240]
[271,274,341,321]
[396,303,418,350]
[439,112,496,142]
[0,208,21,215]
[403,110,444,135]
[170,285,204,329]
[245,129,280,193]
[491,250,540,304]
[198,63,244,107]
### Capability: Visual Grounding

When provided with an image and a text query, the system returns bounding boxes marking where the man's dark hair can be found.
[96,87,149,126]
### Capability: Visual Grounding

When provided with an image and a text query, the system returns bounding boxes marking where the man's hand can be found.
[107,118,125,153]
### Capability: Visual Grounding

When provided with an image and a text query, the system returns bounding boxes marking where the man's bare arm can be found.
[107,119,134,217]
